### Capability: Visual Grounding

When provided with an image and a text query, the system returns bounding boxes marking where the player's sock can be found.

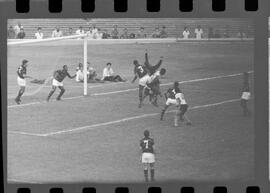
[57,89,65,100]
[160,110,165,120]
[47,90,55,101]
[150,169,155,181]
[144,169,148,182]
[174,115,179,127]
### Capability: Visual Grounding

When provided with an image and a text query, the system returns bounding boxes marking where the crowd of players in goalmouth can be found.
[14,50,251,182]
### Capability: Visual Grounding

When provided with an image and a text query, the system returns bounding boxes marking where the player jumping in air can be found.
[140,130,155,182]
[15,59,32,104]
[46,65,76,101]
[160,81,181,120]
[240,72,251,116]
[132,50,164,108]
[132,60,151,108]
[144,49,163,75]
[174,87,192,126]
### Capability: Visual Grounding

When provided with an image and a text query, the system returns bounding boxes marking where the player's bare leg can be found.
[143,163,149,182]
[150,163,155,182]
[240,99,250,116]
[174,110,180,127]
[138,85,144,108]
[160,105,169,120]
[46,86,56,101]
[56,86,66,100]
[15,86,25,104]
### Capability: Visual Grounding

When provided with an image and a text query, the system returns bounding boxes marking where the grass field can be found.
[7,40,254,183]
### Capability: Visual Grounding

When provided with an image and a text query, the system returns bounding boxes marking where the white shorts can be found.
[142,152,155,164]
[241,92,251,100]
[166,98,178,106]
[139,74,150,86]
[17,77,26,86]
[52,79,64,87]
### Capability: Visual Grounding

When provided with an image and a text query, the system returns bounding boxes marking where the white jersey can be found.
[175,92,187,105]
[182,30,190,39]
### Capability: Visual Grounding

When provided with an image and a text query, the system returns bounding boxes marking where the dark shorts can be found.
[180,104,188,115]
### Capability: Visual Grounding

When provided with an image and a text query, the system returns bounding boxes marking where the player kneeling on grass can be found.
[47,65,76,101]
[140,130,155,182]
[174,88,192,127]
[240,72,251,116]
[160,81,180,120]
[15,59,32,104]
[143,68,166,107]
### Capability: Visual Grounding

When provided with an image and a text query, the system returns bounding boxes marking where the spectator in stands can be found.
[92,24,98,37]
[102,29,111,39]
[17,28,26,39]
[152,27,160,38]
[111,25,119,39]
[35,27,44,39]
[195,25,203,39]
[182,27,190,39]
[86,26,93,39]
[95,28,103,39]
[120,28,129,39]
[14,22,23,37]
[136,27,147,38]
[160,26,168,38]
[52,27,63,38]
[102,62,126,82]
[76,26,85,36]
[68,27,74,36]
[8,25,15,39]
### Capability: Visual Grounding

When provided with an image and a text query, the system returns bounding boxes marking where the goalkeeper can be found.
[46,65,76,101]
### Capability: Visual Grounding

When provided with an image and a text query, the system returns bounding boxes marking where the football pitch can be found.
[7,41,254,183]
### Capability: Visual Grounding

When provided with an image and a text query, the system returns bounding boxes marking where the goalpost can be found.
[8,34,89,95]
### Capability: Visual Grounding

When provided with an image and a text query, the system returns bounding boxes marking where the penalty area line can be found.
[41,98,242,137]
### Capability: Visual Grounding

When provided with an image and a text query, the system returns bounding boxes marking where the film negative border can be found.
[14,0,260,13]
[1,0,270,193]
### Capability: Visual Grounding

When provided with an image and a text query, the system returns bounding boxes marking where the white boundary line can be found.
[7,71,253,109]
[8,98,243,137]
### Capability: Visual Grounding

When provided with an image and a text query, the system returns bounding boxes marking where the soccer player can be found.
[15,59,31,104]
[132,60,151,108]
[174,88,192,126]
[240,72,251,116]
[46,65,76,101]
[143,68,166,107]
[140,130,155,182]
[144,50,163,75]
[160,81,180,120]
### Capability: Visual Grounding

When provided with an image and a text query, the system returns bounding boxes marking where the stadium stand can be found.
[8,18,254,39]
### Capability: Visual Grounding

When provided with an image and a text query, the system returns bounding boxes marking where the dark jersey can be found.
[54,69,73,82]
[140,137,154,153]
[134,65,148,78]
[167,87,180,99]
[17,65,26,79]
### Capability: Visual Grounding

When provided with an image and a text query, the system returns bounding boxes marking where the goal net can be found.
[7,34,88,101]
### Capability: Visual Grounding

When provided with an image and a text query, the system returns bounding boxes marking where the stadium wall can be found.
[8,18,254,39]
